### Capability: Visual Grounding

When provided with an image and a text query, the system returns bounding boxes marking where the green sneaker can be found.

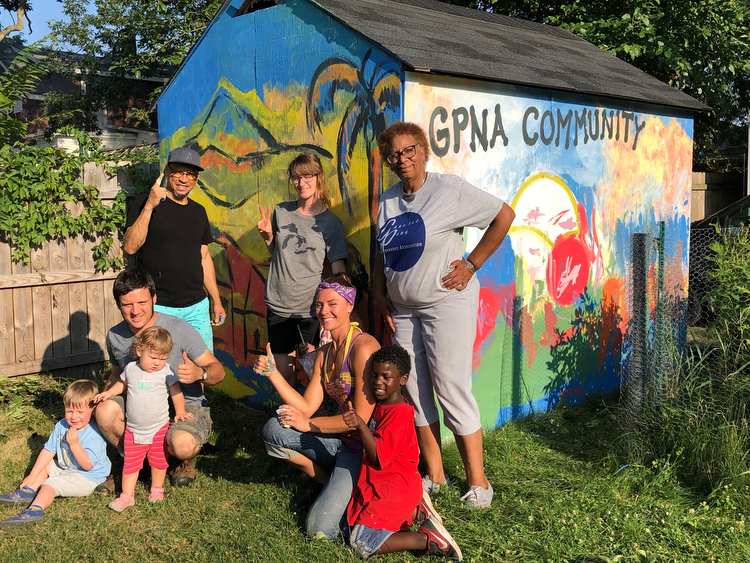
[0,506,45,529]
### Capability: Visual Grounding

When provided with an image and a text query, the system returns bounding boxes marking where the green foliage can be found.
[706,225,750,365]
[635,340,750,500]
[442,0,750,166]
[0,374,66,433]
[0,42,51,143]
[0,138,131,271]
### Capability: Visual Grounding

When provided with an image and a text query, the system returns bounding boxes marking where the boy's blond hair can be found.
[132,326,173,358]
[63,379,98,408]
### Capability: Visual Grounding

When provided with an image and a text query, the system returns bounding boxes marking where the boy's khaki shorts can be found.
[44,459,99,497]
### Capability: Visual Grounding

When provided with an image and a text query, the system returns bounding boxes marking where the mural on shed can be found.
[157,1,401,403]
[404,73,692,427]
[157,1,693,427]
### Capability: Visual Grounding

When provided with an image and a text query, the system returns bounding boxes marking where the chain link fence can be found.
[621,222,750,458]
[621,223,685,435]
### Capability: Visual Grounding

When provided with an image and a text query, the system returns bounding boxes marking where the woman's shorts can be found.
[266,310,320,354]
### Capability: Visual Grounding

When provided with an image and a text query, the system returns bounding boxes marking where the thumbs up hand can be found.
[343,400,364,431]
[177,351,203,384]
[254,343,277,378]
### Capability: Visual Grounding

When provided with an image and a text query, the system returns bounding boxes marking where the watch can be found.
[201,369,208,381]
[465,259,477,273]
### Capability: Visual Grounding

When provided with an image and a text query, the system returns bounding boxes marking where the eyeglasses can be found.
[385,144,418,165]
[290,173,316,184]
[169,170,198,180]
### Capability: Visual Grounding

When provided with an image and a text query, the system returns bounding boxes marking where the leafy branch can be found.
[0,138,157,272]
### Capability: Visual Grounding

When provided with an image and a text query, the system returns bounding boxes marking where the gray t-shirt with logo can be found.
[376,172,504,308]
[264,201,347,318]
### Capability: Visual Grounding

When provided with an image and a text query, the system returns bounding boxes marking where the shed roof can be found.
[310,0,708,113]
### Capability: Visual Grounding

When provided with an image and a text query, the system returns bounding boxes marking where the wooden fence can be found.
[0,162,153,379]
[691,171,744,223]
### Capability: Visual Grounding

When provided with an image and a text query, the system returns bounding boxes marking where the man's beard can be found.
[170,189,189,201]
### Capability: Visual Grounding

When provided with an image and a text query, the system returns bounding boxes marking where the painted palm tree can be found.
[306,47,400,251]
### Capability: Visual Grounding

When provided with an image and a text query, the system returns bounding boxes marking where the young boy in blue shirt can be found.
[343,345,462,560]
[0,379,111,528]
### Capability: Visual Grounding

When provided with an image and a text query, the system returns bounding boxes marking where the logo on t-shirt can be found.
[280,222,316,254]
[377,212,425,271]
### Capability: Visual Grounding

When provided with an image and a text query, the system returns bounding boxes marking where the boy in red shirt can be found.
[343,345,462,560]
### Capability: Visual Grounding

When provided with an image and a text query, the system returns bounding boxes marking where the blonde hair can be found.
[287,153,331,208]
[63,379,98,409]
[132,326,173,358]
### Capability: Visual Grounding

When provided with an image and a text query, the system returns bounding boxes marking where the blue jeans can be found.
[155,297,213,349]
[262,417,362,539]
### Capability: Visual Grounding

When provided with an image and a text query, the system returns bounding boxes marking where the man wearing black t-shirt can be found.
[123,147,226,350]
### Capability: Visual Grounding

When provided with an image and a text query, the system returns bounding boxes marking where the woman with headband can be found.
[256,153,348,387]
[255,276,380,540]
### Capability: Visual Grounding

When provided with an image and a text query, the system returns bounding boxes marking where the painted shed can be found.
[156,0,707,424]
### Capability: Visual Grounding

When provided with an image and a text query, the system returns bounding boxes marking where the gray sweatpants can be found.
[392,283,481,435]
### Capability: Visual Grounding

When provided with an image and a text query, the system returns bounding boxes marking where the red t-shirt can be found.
[346,401,422,531]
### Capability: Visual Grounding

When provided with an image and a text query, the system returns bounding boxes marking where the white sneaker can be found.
[422,475,448,494]
[460,483,494,508]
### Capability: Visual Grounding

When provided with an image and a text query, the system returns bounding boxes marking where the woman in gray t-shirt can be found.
[373,122,516,509]
[256,153,348,387]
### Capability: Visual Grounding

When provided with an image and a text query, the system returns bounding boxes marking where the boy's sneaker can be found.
[0,486,36,506]
[414,489,443,527]
[460,483,494,508]
[422,475,448,495]
[108,493,135,512]
[149,487,164,502]
[0,506,45,529]
[420,514,463,561]
[170,459,196,487]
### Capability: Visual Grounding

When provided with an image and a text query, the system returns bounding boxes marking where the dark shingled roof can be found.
[310,0,708,113]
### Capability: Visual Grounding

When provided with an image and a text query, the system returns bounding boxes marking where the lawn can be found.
[0,376,748,562]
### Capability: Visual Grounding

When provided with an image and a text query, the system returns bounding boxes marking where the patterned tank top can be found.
[323,323,363,450]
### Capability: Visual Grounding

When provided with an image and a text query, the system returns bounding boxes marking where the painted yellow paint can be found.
[213,366,257,397]
[600,116,693,228]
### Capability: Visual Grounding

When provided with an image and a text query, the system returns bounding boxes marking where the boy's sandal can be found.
[0,486,37,506]
[149,487,164,502]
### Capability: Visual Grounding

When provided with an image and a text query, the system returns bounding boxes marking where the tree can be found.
[441,0,750,167]
[46,0,223,132]
[0,1,32,42]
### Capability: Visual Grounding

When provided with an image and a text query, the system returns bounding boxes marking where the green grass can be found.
[0,379,749,562]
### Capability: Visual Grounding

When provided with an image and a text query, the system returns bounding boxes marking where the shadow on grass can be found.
[22,432,49,478]
[507,393,621,464]
[195,391,325,532]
